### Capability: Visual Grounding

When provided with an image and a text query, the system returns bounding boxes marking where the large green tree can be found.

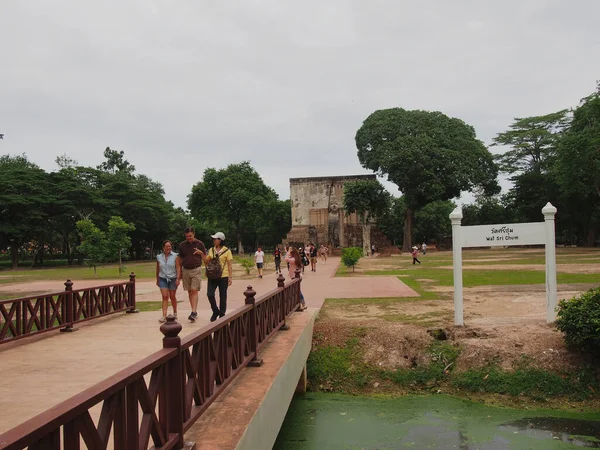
[188,162,280,254]
[343,180,390,255]
[355,108,499,250]
[0,155,53,268]
[556,84,600,245]
[491,110,569,174]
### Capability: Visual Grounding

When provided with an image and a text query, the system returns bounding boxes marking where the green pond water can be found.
[274,394,600,449]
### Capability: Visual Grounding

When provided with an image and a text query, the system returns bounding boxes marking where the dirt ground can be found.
[318,248,600,375]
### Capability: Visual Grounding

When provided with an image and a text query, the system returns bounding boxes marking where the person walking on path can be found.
[254,246,265,278]
[371,244,376,256]
[298,246,307,273]
[285,247,307,310]
[177,227,206,323]
[156,240,181,323]
[422,242,427,255]
[273,246,282,274]
[319,244,328,264]
[411,246,421,265]
[199,232,233,322]
[309,243,318,272]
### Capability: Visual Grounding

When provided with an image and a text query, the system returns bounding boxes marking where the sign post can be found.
[450,208,464,326]
[543,202,558,322]
[449,202,557,325]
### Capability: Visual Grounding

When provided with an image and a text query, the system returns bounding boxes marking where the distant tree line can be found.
[0,148,291,269]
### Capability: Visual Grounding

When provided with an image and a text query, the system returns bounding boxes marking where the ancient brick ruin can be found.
[283,175,391,250]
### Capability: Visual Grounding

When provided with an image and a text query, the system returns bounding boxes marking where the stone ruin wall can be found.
[283,175,391,251]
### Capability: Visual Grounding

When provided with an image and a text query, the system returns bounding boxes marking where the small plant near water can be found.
[555,287,600,352]
[341,247,362,272]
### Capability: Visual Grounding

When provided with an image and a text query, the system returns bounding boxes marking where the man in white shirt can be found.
[254,246,265,279]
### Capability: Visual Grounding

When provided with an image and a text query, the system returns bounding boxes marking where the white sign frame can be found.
[449,202,557,325]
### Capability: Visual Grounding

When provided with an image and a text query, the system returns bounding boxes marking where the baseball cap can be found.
[211,232,226,240]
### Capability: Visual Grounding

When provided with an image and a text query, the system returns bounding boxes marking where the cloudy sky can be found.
[1,1,599,208]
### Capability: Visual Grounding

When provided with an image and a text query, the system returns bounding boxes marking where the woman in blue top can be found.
[156,240,182,323]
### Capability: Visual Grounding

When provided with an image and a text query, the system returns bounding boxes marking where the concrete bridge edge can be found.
[235,309,318,450]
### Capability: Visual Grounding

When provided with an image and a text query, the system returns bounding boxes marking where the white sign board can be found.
[450,202,557,326]
[461,222,546,248]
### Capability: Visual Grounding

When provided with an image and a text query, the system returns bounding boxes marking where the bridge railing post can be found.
[244,286,263,366]
[277,273,290,331]
[126,272,139,313]
[161,315,185,449]
[60,279,77,333]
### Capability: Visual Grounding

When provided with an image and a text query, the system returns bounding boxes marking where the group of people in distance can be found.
[155,228,323,323]
[155,227,233,324]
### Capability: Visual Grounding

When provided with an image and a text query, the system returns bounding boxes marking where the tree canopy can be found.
[188,161,290,253]
[491,110,569,175]
[355,108,499,250]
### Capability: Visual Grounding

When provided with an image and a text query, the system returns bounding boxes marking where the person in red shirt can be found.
[411,246,421,265]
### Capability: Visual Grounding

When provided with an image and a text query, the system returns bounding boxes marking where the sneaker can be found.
[158,316,166,323]
[173,313,178,320]
[188,311,197,322]
[210,312,219,322]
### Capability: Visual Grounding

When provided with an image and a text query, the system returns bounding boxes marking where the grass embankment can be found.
[309,248,600,407]
[308,328,599,404]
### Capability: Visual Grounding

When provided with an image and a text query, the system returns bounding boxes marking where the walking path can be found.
[0,257,416,433]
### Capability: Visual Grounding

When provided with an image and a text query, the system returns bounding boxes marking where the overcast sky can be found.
[1,1,599,208]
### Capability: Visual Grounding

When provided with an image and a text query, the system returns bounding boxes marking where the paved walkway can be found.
[0,257,416,433]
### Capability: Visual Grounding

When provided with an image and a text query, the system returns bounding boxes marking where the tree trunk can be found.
[119,249,123,276]
[237,235,244,255]
[587,227,597,247]
[362,213,371,256]
[31,247,40,268]
[402,208,414,252]
[11,246,19,270]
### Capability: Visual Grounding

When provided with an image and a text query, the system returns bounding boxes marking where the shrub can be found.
[235,256,255,275]
[341,247,363,272]
[555,287,600,351]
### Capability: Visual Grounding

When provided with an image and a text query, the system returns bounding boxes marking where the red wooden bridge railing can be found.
[0,273,138,345]
[0,270,303,450]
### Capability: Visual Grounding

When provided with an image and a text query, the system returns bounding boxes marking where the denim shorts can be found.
[158,277,177,290]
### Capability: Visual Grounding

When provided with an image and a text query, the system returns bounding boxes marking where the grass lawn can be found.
[336,248,600,289]
[360,268,600,287]
[0,262,156,284]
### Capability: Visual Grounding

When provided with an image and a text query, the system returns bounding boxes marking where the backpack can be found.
[205,247,228,279]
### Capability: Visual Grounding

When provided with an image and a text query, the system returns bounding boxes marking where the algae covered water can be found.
[274,393,600,449]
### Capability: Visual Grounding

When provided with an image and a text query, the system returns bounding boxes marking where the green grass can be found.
[0,262,156,284]
[135,301,163,312]
[307,328,373,392]
[382,341,461,387]
[361,268,600,287]
[453,365,598,401]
